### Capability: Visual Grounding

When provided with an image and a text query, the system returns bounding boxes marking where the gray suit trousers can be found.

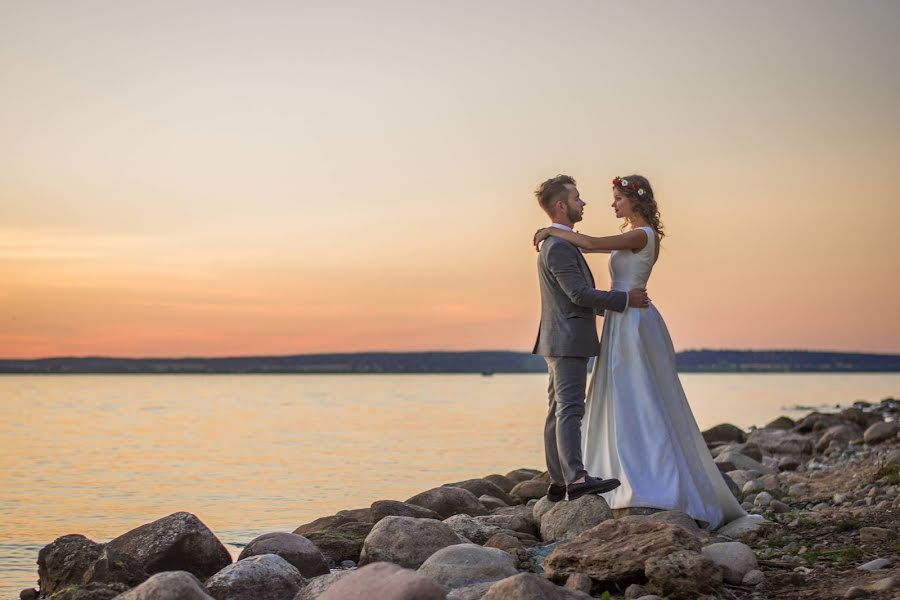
[544,356,589,485]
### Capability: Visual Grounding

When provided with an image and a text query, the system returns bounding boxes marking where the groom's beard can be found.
[566,205,583,223]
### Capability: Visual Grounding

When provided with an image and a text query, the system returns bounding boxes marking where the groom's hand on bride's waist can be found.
[628,288,650,308]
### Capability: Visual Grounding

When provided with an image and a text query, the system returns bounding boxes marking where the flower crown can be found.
[612,176,647,196]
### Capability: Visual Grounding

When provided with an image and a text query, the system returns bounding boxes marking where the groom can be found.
[533,174,649,501]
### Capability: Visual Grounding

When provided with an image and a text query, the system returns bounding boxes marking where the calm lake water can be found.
[1,373,898,595]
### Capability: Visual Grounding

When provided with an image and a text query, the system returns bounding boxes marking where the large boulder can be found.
[482,573,592,599]
[115,571,213,600]
[37,535,147,595]
[644,550,722,600]
[359,516,466,569]
[839,407,882,429]
[205,554,306,600]
[371,500,441,523]
[815,424,863,452]
[106,512,231,580]
[335,508,373,522]
[407,487,488,518]
[701,541,759,584]
[317,562,446,600]
[543,517,701,588]
[304,521,373,565]
[540,495,612,542]
[864,421,900,444]
[418,543,517,591]
[237,532,328,578]
[444,479,519,506]
[292,571,352,600]
[701,423,746,444]
[37,534,104,596]
[747,429,814,456]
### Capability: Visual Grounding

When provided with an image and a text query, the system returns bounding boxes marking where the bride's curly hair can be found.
[615,174,665,240]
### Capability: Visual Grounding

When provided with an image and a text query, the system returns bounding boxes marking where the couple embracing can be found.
[532,174,744,530]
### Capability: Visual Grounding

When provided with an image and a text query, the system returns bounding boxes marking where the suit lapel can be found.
[576,252,595,287]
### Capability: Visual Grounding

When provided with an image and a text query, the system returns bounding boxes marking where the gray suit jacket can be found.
[532,236,628,357]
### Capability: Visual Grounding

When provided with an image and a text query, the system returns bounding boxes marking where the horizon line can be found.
[2,348,899,362]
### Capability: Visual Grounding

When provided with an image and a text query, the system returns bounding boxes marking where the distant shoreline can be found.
[1,350,899,374]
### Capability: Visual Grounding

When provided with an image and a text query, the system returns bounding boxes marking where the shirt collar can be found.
[550,223,573,232]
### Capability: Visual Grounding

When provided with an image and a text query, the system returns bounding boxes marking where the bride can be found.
[533,175,744,529]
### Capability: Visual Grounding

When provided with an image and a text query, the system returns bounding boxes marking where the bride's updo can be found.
[613,174,665,240]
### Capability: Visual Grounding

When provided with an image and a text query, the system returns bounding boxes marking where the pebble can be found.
[769,500,790,513]
[812,502,830,511]
[844,586,866,599]
[340,560,356,569]
[867,576,896,592]
[742,569,764,586]
[859,527,897,544]
[754,491,773,507]
[858,558,891,571]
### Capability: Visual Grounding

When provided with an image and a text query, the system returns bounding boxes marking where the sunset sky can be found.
[2,1,899,358]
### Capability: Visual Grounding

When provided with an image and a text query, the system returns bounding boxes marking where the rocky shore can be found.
[23,398,900,600]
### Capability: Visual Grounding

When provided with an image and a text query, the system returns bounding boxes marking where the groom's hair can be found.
[535,175,576,217]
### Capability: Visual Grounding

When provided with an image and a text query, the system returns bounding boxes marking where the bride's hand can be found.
[533,227,554,251]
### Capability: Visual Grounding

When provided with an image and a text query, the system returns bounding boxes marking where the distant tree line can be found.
[0,350,898,374]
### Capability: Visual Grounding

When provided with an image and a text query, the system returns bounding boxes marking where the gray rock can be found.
[293,571,353,600]
[509,480,549,502]
[303,521,373,565]
[765,416,795,430]
[479,495,509,510]
[816,424,863,452]
[407,487,489,518]
[649,511,708,541]
[864,422,900,444]
[777,456,802,471]
[483,474,516,493]
[769,500,790,513]
[645,550,723,600]
[446,582,494,600]
[318,562,446,600]
[715,452,775,474]
[444,479,518,507]
[205,554,306,600]
[754,491,773,507]
[359,516,466,569]
[540,495,612,542]
[443,514,502,544]
[742,479,764,494]
[504,468,542,483]
[721,472,741,497]
[702,423,747,444]
[115,572,213,600]
[37,535,149,595]
[484,533,525,553]
[701,541,758,584]
[714,514,767,538]
[371,500,441,522]
[743,569,764,585]
[482,573,592,599]
[532,496,556,521]
[39,583,130,600]
[37,534,104,596]
[418,544,517,591]
[107,512,232,580]
[293,515,357,536]
[335,508,373,522]
[725,469,761,489]
[747,429,814,456]
[238,532,328,578]
[858,558,891,571]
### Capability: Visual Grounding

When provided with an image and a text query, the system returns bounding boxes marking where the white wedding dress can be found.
[582,226,745,530]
